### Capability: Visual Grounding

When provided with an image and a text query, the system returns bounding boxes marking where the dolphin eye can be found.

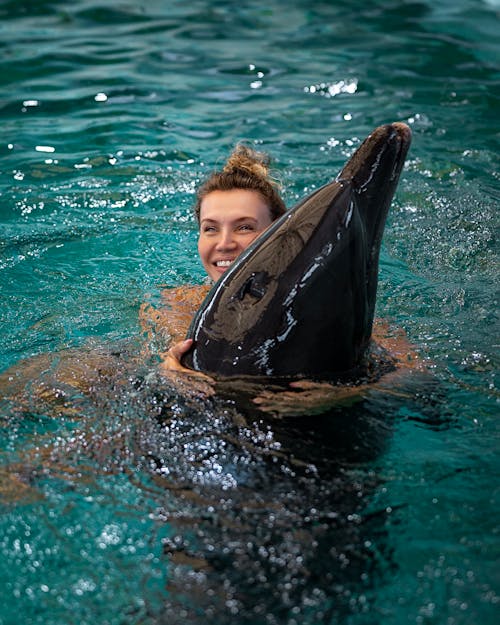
[235,271,270,300]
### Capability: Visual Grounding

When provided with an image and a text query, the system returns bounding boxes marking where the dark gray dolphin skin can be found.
[182,122,412,380]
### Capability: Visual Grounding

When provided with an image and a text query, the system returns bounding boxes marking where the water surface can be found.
[0,1,498,624]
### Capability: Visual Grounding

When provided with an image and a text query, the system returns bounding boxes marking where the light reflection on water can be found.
[0,0,498,624]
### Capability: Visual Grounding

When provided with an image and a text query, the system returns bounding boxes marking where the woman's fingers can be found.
[160,339,193,374]
[159,339,214,385]
[252,379,365,416]
[288,380,333,391]
[169,339,193,363]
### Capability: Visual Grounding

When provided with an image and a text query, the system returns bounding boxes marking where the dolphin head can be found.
[182,123,412,380]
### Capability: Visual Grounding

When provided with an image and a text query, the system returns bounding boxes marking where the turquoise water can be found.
[0,0,498,623]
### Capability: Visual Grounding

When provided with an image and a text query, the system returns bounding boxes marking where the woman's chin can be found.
[210,266,229,281]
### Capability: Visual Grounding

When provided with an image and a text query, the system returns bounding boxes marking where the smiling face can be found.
[198,189,274,282]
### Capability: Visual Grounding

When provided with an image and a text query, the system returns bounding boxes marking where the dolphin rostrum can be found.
[182,123,412,380]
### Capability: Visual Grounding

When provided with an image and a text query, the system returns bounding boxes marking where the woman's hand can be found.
[159,339,215,396]
[160,339,194,375]
[252,380,366,417]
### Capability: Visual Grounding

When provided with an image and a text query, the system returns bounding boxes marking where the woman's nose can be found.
[216,228,237,250]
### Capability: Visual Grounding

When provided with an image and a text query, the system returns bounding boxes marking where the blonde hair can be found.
[194,144,286,222]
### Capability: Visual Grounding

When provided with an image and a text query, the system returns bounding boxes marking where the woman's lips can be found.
[215,259,234,268]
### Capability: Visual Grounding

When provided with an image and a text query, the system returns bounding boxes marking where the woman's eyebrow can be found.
[230,216,259,224]
[200,216,258,224]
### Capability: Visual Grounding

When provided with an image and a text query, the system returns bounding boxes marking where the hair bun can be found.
[222,144,270,180]
[194,142,286,222]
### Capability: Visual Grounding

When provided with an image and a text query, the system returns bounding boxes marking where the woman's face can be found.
[198,189,273,282]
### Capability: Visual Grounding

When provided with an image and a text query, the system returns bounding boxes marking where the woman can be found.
[142,144,425,411]
[141,144,287,377]
[1,144,423,419]
[1,145,285,414]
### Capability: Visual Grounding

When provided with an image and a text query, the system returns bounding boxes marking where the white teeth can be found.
[216,260,233,267]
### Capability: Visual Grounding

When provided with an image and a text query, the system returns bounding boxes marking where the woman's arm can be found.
[140,284,211,346]
[251,320,427,418]
[141,284,212,377]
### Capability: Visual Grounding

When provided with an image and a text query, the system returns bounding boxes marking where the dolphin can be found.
[182,123,412,380]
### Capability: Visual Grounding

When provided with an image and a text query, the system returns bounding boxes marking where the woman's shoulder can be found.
[140,283,212,346]
[160,283,212,311]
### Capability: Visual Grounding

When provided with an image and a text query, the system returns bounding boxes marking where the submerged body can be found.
[182,123,412,380]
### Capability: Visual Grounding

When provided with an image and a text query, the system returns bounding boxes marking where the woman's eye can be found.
[238,224,254,232]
